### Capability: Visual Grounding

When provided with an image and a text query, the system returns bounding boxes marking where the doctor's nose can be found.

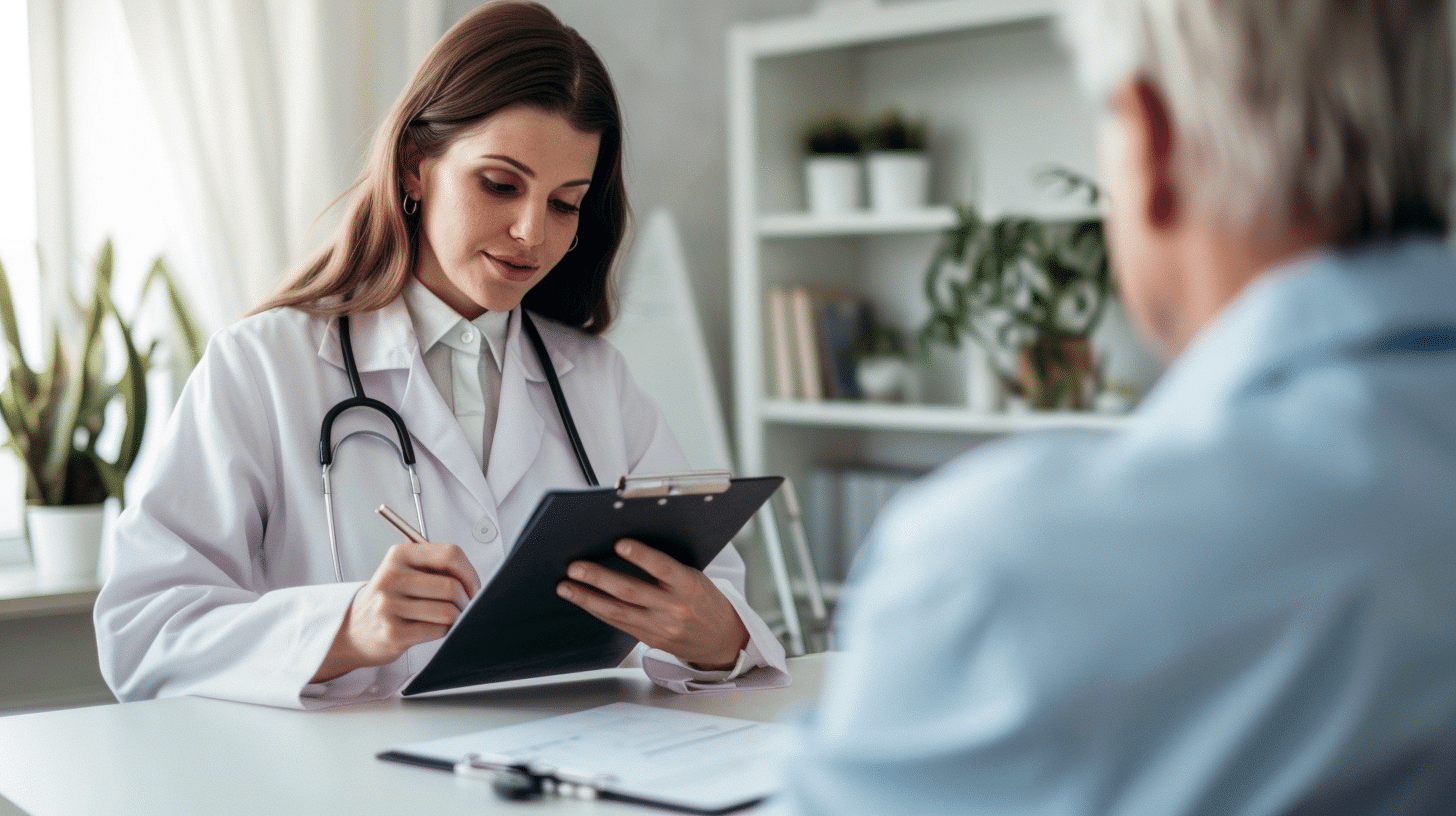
[508,200,547,249]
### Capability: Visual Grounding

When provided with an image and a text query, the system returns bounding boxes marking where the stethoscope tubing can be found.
[318,309,597,582]
[519,309,599,487]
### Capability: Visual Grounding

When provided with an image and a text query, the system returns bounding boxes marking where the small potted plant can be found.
[919,169,1113,411]
[0,239,202,585]
[862,108,929,212]
[854,325,911,402]
[801,112,863,215]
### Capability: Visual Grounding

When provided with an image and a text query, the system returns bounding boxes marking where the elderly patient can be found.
[771,1,1456,814]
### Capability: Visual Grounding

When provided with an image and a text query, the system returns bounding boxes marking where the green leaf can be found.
[142,257,205,370]
[0,256,38,398]
[99,285,149,484]
[88,452,128,508]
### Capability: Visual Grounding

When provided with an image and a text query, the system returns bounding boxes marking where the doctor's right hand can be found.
[311,542,481,683]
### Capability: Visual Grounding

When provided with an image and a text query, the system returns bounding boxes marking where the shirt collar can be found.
[403,276,511,371]
[1140,238,1456,416]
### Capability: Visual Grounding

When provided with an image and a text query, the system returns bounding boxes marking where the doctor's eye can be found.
[550,198,581,216]
[482,176,518,196]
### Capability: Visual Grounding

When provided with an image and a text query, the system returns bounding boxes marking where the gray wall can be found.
[445,0,816,444]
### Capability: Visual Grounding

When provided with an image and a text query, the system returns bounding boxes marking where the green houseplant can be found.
[861,107,927,152]
[919,169,1113,409]
[862,108,930,212]
[0,239,203,508]
[801,112,863,214]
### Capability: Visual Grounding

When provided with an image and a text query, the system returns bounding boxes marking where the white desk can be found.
[0,654,827,815]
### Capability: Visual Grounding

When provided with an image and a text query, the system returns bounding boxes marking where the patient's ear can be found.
[1118,78,1179,230]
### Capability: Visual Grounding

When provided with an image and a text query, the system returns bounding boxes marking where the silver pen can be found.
[376,504,428,543]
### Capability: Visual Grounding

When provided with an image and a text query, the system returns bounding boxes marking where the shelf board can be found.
[758,207,956,237]
[738,0,1059,58]
[760,398,1127,434]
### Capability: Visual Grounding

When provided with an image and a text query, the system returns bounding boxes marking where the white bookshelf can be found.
[760,398,1125,434]
[727,1,1126,611]
[757,207,957,237]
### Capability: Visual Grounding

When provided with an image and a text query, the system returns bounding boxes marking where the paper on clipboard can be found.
[383,702,791,813]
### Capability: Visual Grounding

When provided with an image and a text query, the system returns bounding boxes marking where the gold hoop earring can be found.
[568,235,579,252]
[402,195,418,216]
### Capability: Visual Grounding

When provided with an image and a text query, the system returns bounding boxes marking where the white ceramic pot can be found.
[855,355,909,402]
[964,342,1003,413]
[27,503,106,587]
[866,150,929,212]
[804,155,862,215]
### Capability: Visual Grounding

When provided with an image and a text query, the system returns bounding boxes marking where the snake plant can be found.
[0,240,202,506]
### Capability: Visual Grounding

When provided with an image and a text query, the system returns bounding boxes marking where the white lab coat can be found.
[95,297,787,709]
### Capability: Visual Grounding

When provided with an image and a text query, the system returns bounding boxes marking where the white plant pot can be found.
[866,151,929,212]
[964,342,1003,413]
[855,355,910,402]
[27,503,106,587]
[804,155,862,215]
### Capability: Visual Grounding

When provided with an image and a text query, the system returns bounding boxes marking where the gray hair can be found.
[1060,0,1453,246]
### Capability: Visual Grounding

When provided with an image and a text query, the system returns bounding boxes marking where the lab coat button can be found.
[461,329,475,344]
[473,519,497,543]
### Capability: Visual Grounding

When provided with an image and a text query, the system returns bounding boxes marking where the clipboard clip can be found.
[455,753,614,802]
[616,470,733,499]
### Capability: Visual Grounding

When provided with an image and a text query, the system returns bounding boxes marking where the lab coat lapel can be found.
[485,309,553,503]
[321,300,497,512]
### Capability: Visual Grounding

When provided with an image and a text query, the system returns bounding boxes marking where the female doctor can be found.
[93,0,788,709]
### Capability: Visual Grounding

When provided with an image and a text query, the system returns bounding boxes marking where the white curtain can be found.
[116,0,443,327]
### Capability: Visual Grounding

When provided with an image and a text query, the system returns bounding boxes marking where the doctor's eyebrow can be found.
[480,154,591,187]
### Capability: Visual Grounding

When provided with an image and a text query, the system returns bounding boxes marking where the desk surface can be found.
[0,654,828,816]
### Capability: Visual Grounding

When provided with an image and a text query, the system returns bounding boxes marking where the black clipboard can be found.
[402,471,783,696]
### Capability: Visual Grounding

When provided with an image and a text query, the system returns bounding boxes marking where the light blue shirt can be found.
[773,240,1456,815]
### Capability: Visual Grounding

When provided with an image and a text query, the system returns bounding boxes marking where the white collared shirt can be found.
[402,277,511,472]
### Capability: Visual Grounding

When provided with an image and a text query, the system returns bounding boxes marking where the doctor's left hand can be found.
[557,539,749,671]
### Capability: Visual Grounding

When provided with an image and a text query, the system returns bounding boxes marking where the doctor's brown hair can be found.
[254,0,627,333]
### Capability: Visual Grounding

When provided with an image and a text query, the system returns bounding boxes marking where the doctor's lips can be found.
[485,252,540,282]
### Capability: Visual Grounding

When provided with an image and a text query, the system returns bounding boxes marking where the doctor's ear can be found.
[401,141,425,200]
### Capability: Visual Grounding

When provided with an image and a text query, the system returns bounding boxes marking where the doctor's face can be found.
[406,103,601,319]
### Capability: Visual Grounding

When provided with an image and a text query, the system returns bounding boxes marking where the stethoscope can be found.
[319,309,599,582]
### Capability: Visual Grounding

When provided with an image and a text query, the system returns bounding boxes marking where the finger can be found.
[386,596,465,628]
[612,539,694,586]
[393,570,473,612]
[557,576,703,654]
[557,580,656,637]
[371,561,472,613]
[392,543,482,598]
[565,560,659,607]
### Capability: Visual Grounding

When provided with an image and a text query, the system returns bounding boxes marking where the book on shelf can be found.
[803,464,925,582]
[766,286,797,400]
[770,285,876,401]
[813,293,873,400]
[788,286,823,401]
